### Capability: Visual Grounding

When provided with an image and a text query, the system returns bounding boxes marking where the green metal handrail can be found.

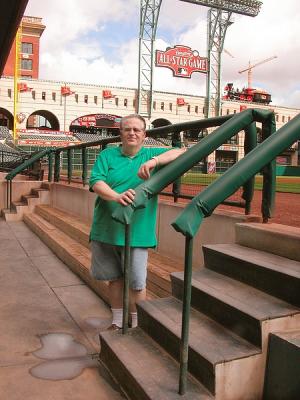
[172,113,300,235]
[4,114,237,211]
[5,149,50,181]
[112,108,274,225]
[172,112,299,395]
[4,136,122,210]
[111,108,277,395]
[5,149,50,210]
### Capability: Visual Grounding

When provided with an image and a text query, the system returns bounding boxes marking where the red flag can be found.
[18,83,32,92]
[177,97,186,106]
[102,90,115,99]
[61,86,75,96]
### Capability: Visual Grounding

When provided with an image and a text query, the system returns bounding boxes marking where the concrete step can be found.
[24,209,159,300]
[22,194,38,199]
[34,204,181,298]
[41,181,51,190]
[236,222,300,262]
[147,251,184,297]
[31,187,50,203]
[21,194,41,211]
[263,330,300,399]
[203,243,300,307]
[2,201,29,220]
[1,185,50,221]
[137,297,261,398]
[23,212,110,304]
[35,204,90,248]
[171,268,300,347]
[1,208,20,221]
[100,328,213,400]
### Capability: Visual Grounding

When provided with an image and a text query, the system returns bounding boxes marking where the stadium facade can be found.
[0,75,299,167]
[0,15,299,168]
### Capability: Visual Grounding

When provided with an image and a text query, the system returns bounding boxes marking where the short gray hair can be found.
[120,114,146,131]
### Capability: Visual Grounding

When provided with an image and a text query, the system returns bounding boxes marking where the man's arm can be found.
[138,148,186,180]
[92,181,135,206]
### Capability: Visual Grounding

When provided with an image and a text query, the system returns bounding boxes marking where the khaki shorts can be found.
[90,240,148,290]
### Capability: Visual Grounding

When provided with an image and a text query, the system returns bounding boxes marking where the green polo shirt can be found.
[89,146,169,247]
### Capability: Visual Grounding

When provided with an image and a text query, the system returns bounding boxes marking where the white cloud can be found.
[25,0,300,108]
[222,0,300,107]
[26,0,137,52]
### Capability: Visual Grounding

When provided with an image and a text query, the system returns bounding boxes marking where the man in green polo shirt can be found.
[89,114,184,330]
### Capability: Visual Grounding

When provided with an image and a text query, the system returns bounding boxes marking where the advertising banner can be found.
[156,45,208,78]
[71,114,121,128]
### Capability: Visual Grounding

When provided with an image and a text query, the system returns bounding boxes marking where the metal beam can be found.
[138,0,162,119]
[205,8,233,118]
[179,0,262,17]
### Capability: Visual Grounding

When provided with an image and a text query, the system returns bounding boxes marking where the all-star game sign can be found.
[155,45,208,78]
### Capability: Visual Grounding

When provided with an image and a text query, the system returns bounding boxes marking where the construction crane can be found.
[224,49,235,58]
[223,55,278,105]
[238,55,277,89]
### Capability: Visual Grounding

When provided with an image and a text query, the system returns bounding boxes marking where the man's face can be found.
[120,117,146,149]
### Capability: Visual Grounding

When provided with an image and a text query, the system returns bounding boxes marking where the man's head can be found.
[119,114,146,153]
[119,114,146,131]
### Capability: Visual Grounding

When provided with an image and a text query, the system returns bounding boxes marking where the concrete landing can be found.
[0,219,125,400]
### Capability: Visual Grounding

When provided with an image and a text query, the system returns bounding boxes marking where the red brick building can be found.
[2,16,45,79]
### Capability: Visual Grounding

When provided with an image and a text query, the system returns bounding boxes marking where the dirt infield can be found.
[161,186,300,228]
[217,191,300,228]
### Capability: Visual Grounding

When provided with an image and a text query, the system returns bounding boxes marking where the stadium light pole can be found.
[180,0,262,117]
[138,0,162,120]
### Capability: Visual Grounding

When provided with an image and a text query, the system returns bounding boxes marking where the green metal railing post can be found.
[243,122,257,214]
[261,159,276,222]
[82,147,88,187]
[67,148,73,184]
[179,235,194,395]
[54,151,61,182]
[9,180,12,211]
[6,179,10,209]
[260,115,276,222]
[172,132,182,202]
[122,224,131,334]
[6,179,8,208]
[48,151,53,182]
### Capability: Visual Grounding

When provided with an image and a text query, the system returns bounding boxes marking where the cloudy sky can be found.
[25,0,300,108]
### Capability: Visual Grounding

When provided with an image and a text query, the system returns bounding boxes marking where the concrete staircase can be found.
[99,223,300,400]
[19,203,300,399]
[22,204,183,302]
[1,182,50,221]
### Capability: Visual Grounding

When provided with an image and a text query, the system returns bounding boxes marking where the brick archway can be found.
[0,107,13,130]
[27,109,60,130]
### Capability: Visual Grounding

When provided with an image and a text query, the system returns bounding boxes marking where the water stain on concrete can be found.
[29,333,96,381]
[29,332,126,397]
[30,356,98,380]
[33,332,88,359]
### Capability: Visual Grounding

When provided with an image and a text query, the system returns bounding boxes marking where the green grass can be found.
[60,169,300,194]
[181,173,300,194]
